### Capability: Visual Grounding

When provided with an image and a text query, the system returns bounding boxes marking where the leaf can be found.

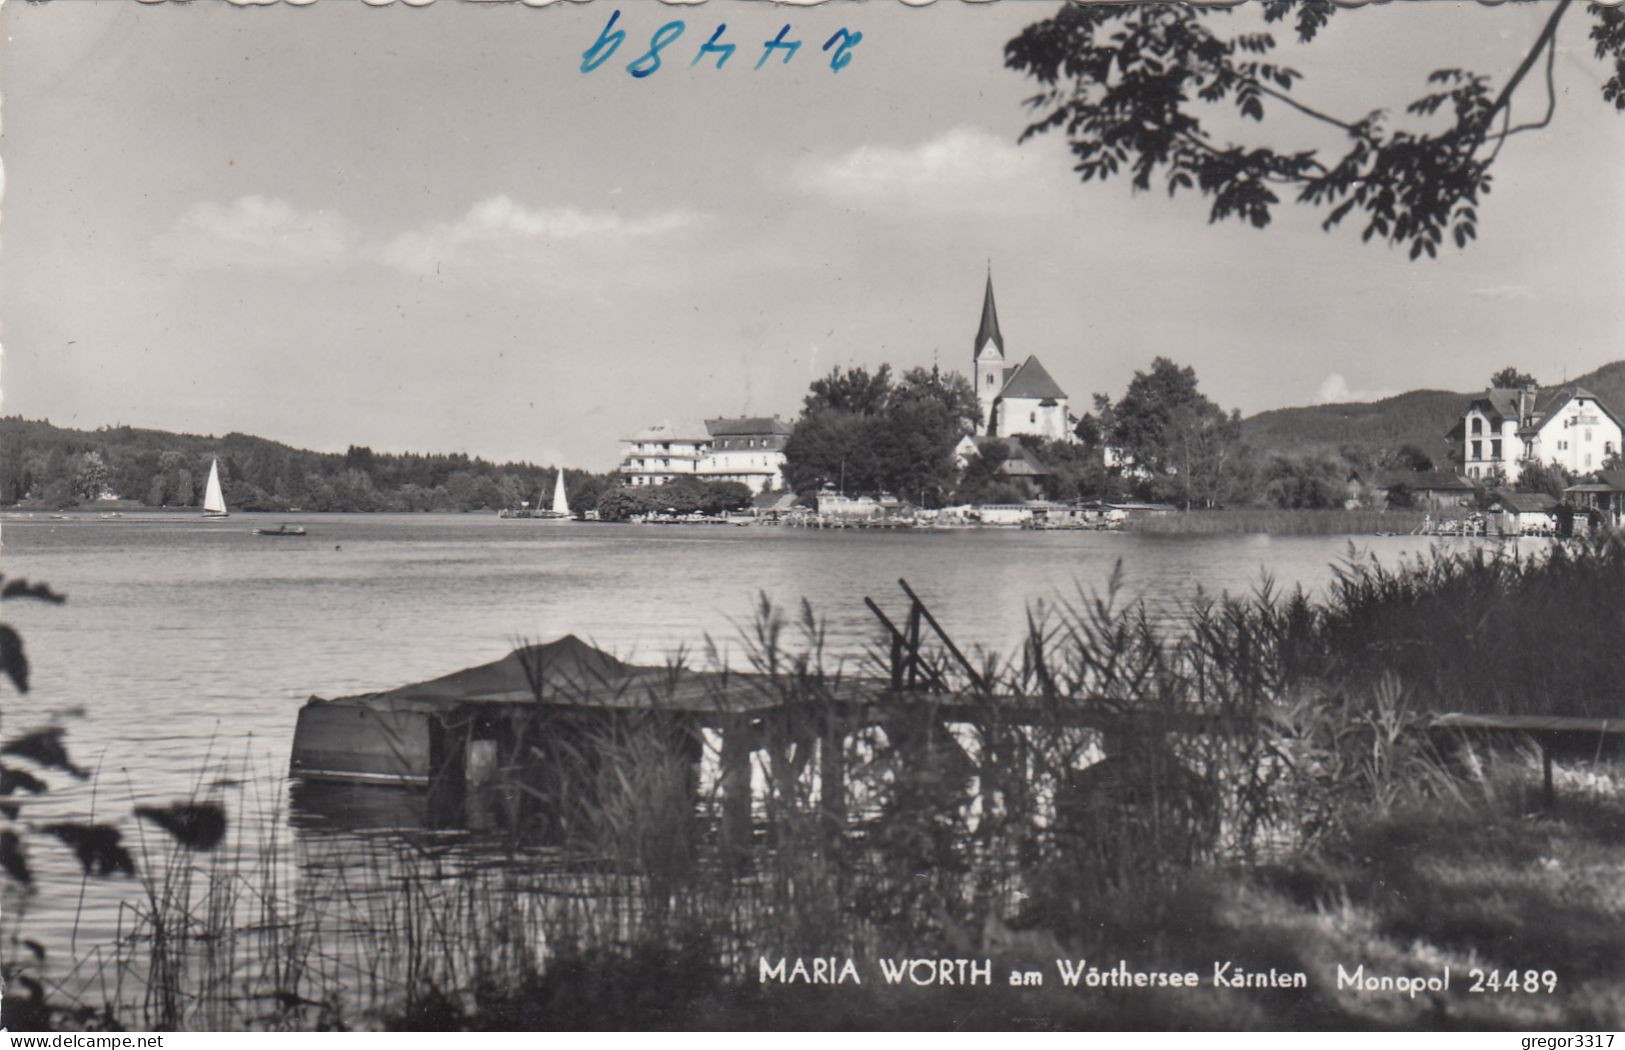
[0,830,30,886]
[0,626,28,694]
[135,802,227,852]
[1,728,89,779]
[0,764,48,797]
[0,580,65,605]
[43,823,136,877]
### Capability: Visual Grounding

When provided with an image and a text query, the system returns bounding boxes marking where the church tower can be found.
[973,272,1006,434]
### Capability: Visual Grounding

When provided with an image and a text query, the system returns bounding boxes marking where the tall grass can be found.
[36,534,1625,1029]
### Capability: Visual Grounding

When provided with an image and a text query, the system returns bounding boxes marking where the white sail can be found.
[551,471,570,516]
[203,459,228,516]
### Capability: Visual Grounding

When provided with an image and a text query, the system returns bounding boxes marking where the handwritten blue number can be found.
[692,24,735,69]
[628,20,685,79]
[580,9,625,74]
[755,25,801,70]
[822,28,861,73]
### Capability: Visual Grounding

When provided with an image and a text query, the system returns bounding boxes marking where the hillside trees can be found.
[0,417,606,513]
[1006,1,1624,258]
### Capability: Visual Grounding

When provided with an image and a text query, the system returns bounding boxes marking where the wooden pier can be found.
[291,579,1623,835]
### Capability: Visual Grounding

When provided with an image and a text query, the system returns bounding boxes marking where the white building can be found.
[619,416,791,494]
[700,417,791,494]
[972,274,1074,442]
[1455,386,1622,481]
[619,422,710,486]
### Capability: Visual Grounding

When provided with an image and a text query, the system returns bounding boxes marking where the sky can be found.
[2,0,1622,472]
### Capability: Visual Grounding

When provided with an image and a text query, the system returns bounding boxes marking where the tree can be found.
[1384,443,1435,473]
[803,364,894,417]
[1490,366,1538,389]
[698,481,753,515]
[1006,2,1625,259]
[1261,453,1345,509]
[785,366,970,506]
[71,450,110,501]
[1106,358,1233,478]
[782,409,877,497]
[892,367,981,435]
[1152,404,1248,510]
[870,396,962,507]
[1515,459,1571,499]
[955,441,1030,505]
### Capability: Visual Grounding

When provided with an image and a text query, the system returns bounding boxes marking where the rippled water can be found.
[0,511,1461,977]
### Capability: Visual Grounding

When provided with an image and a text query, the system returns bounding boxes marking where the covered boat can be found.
[289,634,790,790]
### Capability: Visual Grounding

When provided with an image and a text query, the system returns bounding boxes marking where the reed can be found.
[1125,508,1430,535]
[20,535,1624,1029]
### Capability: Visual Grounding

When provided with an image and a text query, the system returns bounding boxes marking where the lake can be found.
[0,512,1481,987]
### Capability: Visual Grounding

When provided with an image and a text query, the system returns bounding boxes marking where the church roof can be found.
[997,355,1067,401]
[974,274,1004,355]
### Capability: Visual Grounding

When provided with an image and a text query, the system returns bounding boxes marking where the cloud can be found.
[795,126,1052,216]
[1316,372,1398,405]
[378,195,704,276]
[154,196,358,270]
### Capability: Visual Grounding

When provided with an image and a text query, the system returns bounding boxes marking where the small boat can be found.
[254,523,307,537]
[202,459,230,519]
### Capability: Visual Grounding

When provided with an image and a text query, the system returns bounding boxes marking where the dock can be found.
[290,579,1621,837]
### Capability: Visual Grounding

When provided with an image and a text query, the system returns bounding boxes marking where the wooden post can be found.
[720,717,753,855]
[906,600,922,690]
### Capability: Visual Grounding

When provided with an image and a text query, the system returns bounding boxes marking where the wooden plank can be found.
[719,716,753,852]
[1431,714,1622,735]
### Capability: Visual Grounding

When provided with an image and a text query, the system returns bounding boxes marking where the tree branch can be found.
[1492,28,1561,142]
[1474,0,1572,153]
[1249,78,1360,134]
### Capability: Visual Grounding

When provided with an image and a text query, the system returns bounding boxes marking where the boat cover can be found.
[306,634,847,716]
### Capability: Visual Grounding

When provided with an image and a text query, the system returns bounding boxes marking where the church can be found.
[972,274,1073,441]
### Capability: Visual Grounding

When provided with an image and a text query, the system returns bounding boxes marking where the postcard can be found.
[0,0,1622,1035]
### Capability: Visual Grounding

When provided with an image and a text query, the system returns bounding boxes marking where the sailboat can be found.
[202,458,230,520]
[538,471,571,520]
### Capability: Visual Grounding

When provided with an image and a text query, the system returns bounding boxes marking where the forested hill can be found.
[0,417,613,513]
[1241,360,1625,462]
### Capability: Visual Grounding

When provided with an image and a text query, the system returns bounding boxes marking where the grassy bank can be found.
[1125,508,1431,535]
[10,537,1623,1030]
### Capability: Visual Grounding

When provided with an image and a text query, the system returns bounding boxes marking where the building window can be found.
[986,374,995,386]
[1586,429,1593,442]
[1029,411,1037,424]
[1491,439,1502,460]
[1471,418,1482,435]
[1471,440,1482,460]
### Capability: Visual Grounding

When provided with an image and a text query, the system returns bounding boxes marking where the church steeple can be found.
[974,271,1004,357]
[973,269,1007,435]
